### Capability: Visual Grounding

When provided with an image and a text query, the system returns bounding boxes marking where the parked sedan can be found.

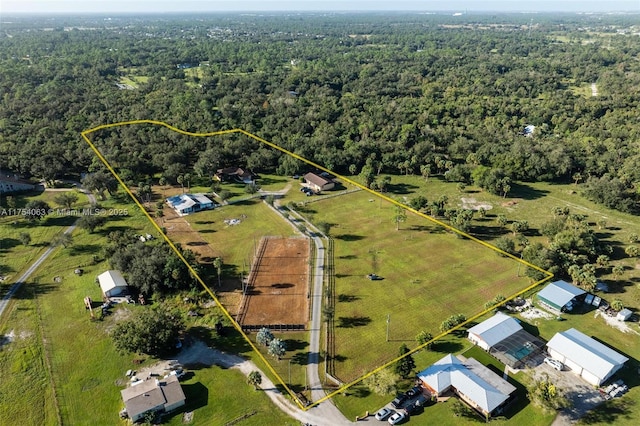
[374,407,394,421]
[388,411,406,425]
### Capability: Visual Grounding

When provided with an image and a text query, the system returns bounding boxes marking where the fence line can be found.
[241,324,305,332]
[236,237,269,325]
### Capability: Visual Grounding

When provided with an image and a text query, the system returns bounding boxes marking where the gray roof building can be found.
[537,280,586,311]
[546,328,628,386]
[417,354,516,417]
[121,375,186,422]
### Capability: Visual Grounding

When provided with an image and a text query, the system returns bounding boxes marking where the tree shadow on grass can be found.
[283,339,309,352]
[431,340,464,353]
[0,238,21,251]
[291,351,310,365]
[335,234,365,241]
[509,182,549,200]
[337,294,360,303]
[69,244,101,256]
[579,394,635,424]
[337,316,371,328]
[387,183,419,195]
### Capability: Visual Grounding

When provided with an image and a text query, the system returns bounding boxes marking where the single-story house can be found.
[468,312,522,351]
[98,270,129,298]
[303,172,335,193]
[166,193,214,216]
[121,375,186,423]
[546,328,628,386]
[417,354,516,418]
[0,170,36,194]
[215,167,254,184]
[537,280,586,312]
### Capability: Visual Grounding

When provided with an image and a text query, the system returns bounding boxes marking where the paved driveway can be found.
[532,362,605,425]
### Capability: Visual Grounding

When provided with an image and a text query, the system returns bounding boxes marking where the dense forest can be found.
[1,13,640,212]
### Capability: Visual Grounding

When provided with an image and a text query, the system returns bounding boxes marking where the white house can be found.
[121,375,186,422]
[468,312,522,351]
[417,354,516,418]
[166,193,215,216]
[546,328,628,386]
[98,270,128,298]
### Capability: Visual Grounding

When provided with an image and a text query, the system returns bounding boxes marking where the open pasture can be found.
[302,189,534,382]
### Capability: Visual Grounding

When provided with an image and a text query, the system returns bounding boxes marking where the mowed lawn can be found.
[185,199,298,270]
[301,189,533,381]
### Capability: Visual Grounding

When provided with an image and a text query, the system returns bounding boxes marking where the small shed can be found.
[98,270,128,298]
[616,309,632,322]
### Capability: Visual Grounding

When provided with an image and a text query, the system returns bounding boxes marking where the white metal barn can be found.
[98,270,128,298]
[467,312,522,351]
[546,328,628,386]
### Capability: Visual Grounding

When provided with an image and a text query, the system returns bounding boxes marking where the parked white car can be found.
[544,357,563,371]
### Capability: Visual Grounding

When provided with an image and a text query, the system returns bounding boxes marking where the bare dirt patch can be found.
[460,197,493,211]
[238,237,310,328]
[594,310,640,335]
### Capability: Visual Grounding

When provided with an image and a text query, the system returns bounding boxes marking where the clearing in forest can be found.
[81,120,552,408]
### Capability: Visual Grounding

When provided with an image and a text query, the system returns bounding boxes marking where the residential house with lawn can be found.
[537,280,586,312]
[166,193,215,216]
[215,167,254,184]
[121,375,186,422]
[0,170,36,194]
[417,354,516,418]
[546,328,628,386]
[303,172,335,193]
[98,270,129,298]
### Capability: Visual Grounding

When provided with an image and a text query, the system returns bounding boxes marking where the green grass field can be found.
[0,190,88,292]
[1,192,299,425]
[297,188,533,382]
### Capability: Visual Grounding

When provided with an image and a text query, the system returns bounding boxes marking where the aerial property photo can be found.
[2,4,640,426]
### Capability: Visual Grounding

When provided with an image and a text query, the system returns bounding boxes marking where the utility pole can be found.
[288,359,292,385]
[386,314,390,342]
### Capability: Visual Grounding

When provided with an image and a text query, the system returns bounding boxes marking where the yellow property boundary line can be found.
[81,120,553,411]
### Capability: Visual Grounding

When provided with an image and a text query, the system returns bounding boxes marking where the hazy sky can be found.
[2,0,639,14]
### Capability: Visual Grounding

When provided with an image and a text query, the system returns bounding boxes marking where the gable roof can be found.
[417,354,515,414]
[467,312,522,348]
[537,280,585,309]
[303,172,332,188]
[547,328,628,380]
[98,270,128,293]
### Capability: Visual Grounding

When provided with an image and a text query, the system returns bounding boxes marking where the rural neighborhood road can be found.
[269,198,354,425]
[178,340,354,425]
[0,185,95,319]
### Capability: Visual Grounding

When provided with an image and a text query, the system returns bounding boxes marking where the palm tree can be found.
[213,257,223,287]
[268,338,286,360]
[247,371,262,390]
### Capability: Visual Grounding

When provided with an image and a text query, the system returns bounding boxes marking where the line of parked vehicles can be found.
[374,384,431,424]
[300,186,315,196]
